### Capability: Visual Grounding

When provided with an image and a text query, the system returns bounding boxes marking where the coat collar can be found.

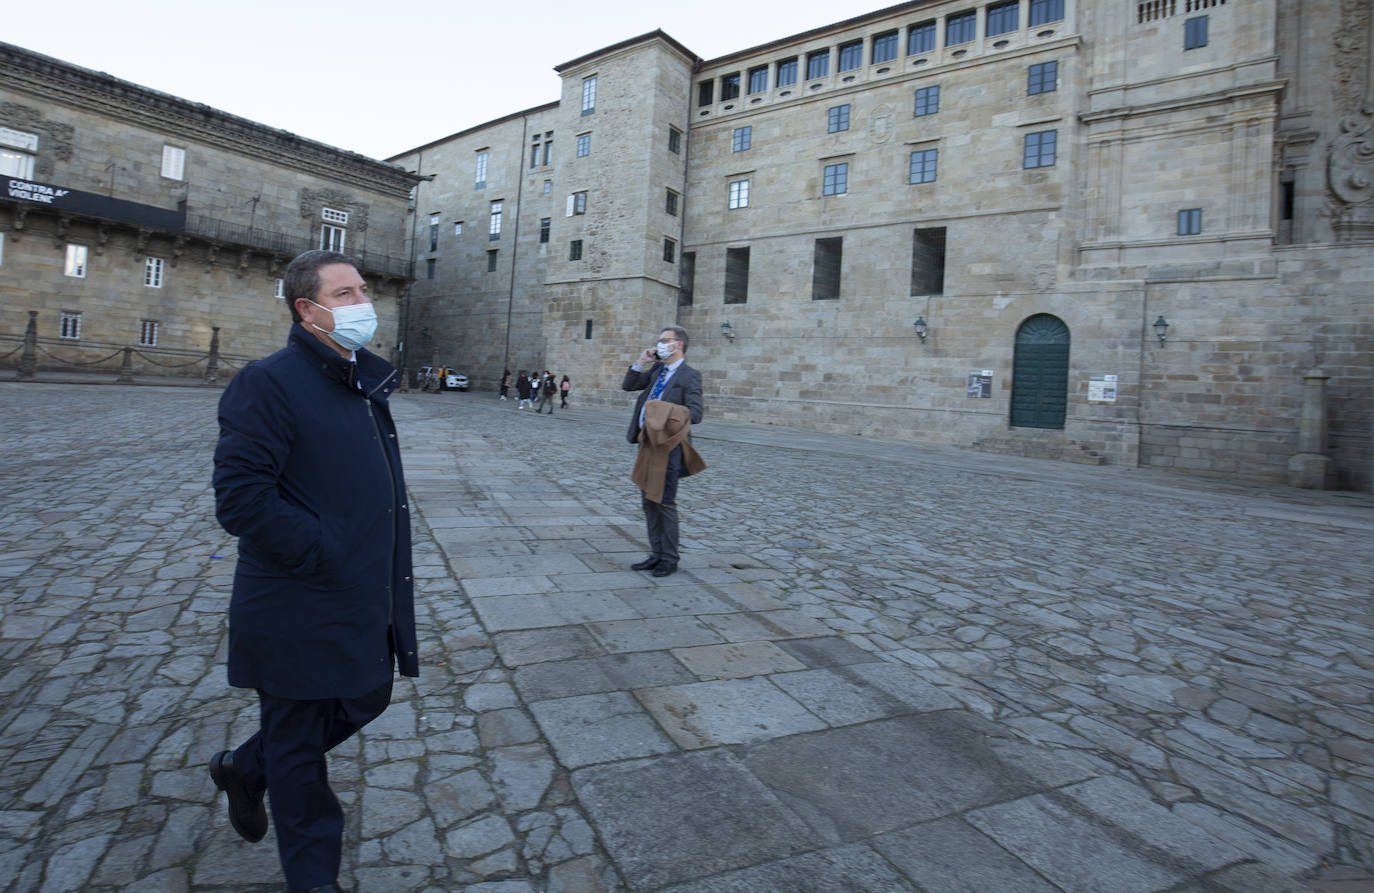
[288,324,397,402]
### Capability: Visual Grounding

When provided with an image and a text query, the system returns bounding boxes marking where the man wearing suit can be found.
[622,325,704,577]
[210,249,419,893]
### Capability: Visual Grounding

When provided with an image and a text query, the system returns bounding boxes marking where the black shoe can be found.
[631,556,660,571]
[652,562,678,577]
[210,750,268,843]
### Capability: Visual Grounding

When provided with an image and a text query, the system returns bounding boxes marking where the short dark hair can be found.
[284,250,359,323]
[660,325,689,354]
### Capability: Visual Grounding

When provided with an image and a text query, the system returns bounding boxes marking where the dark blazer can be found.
[622,360,704,444]
[213,324,419,700]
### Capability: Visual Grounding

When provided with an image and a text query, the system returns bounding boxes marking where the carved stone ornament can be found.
[1329,103,1374,206]
[868,104,895,145]
[299,189,370,234]
[1326,0,1374,239]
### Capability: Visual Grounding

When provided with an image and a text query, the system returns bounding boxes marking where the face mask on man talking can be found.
[310,300,378,351]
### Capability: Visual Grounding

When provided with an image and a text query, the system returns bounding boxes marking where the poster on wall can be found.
[967,370,993,398]
[1088,374,1118,403]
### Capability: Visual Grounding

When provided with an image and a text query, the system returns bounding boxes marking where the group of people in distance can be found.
[502,369,569,413]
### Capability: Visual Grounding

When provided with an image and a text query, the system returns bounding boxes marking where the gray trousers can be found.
[642,444,684,564]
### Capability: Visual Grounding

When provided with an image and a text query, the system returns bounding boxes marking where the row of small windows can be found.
[698,0,1065,104]
[730,64,1055,157]
[477,123,682,188]
[49,311,161,345]
[724,129,1057,205]
[679,228,949,307]
[59,245,168,286]
[2,128,187,181]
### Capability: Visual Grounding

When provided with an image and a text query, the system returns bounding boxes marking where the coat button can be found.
[404,575,411,582]
[401,504,408,510]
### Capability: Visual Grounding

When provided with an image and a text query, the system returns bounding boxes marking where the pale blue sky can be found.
[15,0,857,160]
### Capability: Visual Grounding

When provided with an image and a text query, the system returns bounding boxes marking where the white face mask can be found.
[310,300,377,351]
[656,341,675,359]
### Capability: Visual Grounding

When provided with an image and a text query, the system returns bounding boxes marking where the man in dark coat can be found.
[621,325,704,577]
[210,249,418,893]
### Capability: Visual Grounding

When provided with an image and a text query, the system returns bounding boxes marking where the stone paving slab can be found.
[2,383,1373,891]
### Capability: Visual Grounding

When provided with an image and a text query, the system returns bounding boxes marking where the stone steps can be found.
[968,433,1108,465]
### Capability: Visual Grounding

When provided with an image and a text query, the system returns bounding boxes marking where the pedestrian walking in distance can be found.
[516,371,532,409]
[535,370,557,413]
[499,369,511,401]
[560,374,571,408]
[210,248,419,893]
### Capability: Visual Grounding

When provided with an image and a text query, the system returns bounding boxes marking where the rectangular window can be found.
[65,244,87,278]
[569,239,583,261]
[1028,60,1058,94]
[947,11,977,45]
[872,31,899,64]
[1178,208,1203,235]
[776,58,798,87]
[322,207,349,225]
[144,256,164,287]
[987,1,1019,36]
[454,220,463,235]
[569,191,588,215]
[139,320,158,347]
[807,50,830,80]
[828,104,850,133]
[581,76,597,114]
[812,237,842,300]
[748,66,768,94]
[577,133,591,157]
[663,237,676,263]
[426,258,436,279]
[666,189,680,216]
[489,201,503,239]
[679,251,696,306]
[1030,0,1065,26]
[475,151,488,189]
[0,128,37,179]
[698,81,714,106]
[585,319,594,339]
[823,162,848,196]
[732,126,752,152]
[543,180,552,194]
[319,226,346,252]
[1024,130,1058,168]
[1184,15,1208,49]
[160,145,185,180]
[724,246,750,304]
[274,278,284,299]
[838,40,863,72]
[543,136,553,166]
[914,85,940,117]
[728,179,750,209]
[909,148,938,184]
[911,227,947,295]
[486,250,498,272]
[539,217,551,243]
[721,73,741,101]
[531,137,541,169]
[668,126,682,154]
[60,311,82,340]
[908,20,936,54]
[429,213,440,252]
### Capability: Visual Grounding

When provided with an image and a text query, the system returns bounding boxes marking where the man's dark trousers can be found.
[231,679,393,889]
[643,444,685,564]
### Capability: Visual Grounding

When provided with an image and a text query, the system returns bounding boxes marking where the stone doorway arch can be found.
[1010,314,1070,429]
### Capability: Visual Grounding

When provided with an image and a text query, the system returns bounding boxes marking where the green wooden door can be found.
[1010,314,1070,429]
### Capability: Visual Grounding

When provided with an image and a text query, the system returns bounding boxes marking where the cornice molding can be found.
[0,42,424,199]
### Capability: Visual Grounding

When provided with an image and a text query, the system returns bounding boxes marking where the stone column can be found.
[18,310,37,379]
[1288,367,1334,489]
[117,347,135,384]
[204,326,220,385]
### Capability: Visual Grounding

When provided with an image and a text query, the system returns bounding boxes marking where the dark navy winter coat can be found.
[213,324,419,700]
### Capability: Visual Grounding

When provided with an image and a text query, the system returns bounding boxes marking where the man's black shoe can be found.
[631,556,660,571]
[210,750,268,843]
[651,562,678,577]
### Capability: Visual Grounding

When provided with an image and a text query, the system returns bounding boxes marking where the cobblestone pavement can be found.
[2,381,1373,892]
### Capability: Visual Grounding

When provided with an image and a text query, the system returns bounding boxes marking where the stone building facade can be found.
[0,42,420,380]
[390,0,1374,491]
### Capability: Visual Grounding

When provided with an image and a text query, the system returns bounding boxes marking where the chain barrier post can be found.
[204,326,221,385]
[117,347,135,383]
[18,311,38,379]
